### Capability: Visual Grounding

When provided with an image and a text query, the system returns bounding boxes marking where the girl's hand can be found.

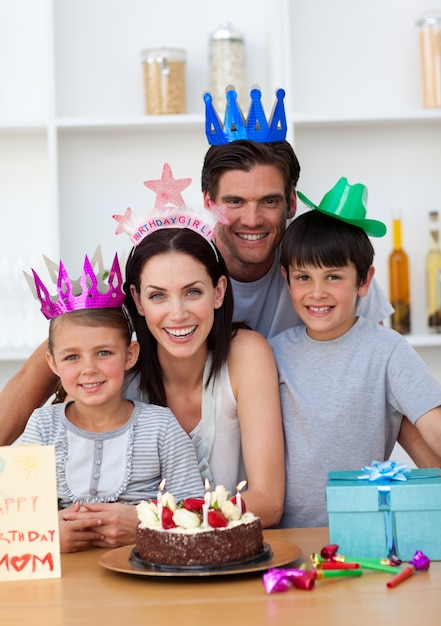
[58,502,104,553]
[63,501,138,548]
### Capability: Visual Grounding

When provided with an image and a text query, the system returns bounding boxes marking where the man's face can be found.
[204,164,296,282]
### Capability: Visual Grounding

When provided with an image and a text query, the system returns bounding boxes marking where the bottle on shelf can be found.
[388,215,411,334]
[426,211,441,332]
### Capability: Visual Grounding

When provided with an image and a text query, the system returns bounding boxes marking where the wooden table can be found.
[1,527,440,625]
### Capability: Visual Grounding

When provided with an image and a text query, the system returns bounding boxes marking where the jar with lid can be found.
[141,47,186,114]
[209,23,246,115]
[416,11,441,108]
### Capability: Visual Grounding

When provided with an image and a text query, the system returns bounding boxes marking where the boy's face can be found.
[282,262,374,341]
[204,164,296,282]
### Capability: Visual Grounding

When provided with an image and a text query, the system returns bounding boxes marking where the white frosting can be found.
[137,506,258,534]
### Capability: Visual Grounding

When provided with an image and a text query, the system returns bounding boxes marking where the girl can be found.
[16,302,204,552]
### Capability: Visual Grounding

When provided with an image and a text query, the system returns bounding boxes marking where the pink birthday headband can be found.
[112,163,229,249]
[25,247,125,320]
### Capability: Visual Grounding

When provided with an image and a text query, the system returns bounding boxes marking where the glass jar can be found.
[209,23,246,115]
[141,47,186,114]
[416,12,441,108]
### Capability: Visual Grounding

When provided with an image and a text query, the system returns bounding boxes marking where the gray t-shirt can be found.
[270,317,441,528]
[231,249,393,338]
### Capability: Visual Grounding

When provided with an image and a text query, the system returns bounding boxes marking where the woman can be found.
[61,222,284,546]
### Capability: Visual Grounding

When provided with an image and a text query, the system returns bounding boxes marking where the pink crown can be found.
[113,163,229,247]
[204,87,287,145]
[26,248,125,320]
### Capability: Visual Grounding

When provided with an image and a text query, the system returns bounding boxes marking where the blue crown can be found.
[204,87,287,145]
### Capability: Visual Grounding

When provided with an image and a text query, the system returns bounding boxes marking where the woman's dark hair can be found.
[280,210,375,286]
[201,140,301,205]
[124,228,236,406]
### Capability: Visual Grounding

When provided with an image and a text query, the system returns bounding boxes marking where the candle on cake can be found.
[157,478,166,523]
[203,478,210,527]
[235,480,247,512]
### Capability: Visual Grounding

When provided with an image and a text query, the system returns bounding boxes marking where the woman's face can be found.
[130,251,227,360]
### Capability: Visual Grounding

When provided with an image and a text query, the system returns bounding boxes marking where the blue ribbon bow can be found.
[358,460,410,483]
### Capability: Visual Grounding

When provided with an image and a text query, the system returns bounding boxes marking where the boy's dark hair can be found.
[280,210,375,286]
[201,140,301,205]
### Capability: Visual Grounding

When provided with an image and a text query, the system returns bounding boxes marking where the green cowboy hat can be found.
[297,177,387,238]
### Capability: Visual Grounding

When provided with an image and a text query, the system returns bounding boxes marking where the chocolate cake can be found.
[136,514,263,567]
[134,484,264,567]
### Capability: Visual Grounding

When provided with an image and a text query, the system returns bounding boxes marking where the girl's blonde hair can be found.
[48,307,132,355]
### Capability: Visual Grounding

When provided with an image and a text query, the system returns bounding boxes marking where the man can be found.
[1,88,439,466]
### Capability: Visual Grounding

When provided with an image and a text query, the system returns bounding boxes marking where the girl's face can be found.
[46,321,139,408]
[283,262,374,341]
[130,251,227,360]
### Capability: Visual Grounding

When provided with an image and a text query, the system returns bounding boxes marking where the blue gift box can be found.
[326,466,441,561]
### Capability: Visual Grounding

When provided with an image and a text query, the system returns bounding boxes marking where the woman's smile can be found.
[163,325,197,339]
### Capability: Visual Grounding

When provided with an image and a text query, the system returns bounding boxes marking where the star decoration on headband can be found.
[113,207,138,236]
[207,200,229,225]
[112,163,230,248]
[144,163,192,209]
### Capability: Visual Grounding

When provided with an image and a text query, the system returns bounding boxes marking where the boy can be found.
[270,177,441,528]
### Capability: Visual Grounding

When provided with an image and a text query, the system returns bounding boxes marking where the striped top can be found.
[16,400,204,508]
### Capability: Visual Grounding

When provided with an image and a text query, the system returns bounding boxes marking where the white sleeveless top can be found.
[122,358,245,494]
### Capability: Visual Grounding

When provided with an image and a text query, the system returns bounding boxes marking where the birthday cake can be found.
[134,484,264,567]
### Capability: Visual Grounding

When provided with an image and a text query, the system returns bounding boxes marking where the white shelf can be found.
[406,334,441,348]
[0,121,48,132]
[56,114,205,132]
[0,352,34,363]
[2,108,435,135]
[291,109,441,128]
